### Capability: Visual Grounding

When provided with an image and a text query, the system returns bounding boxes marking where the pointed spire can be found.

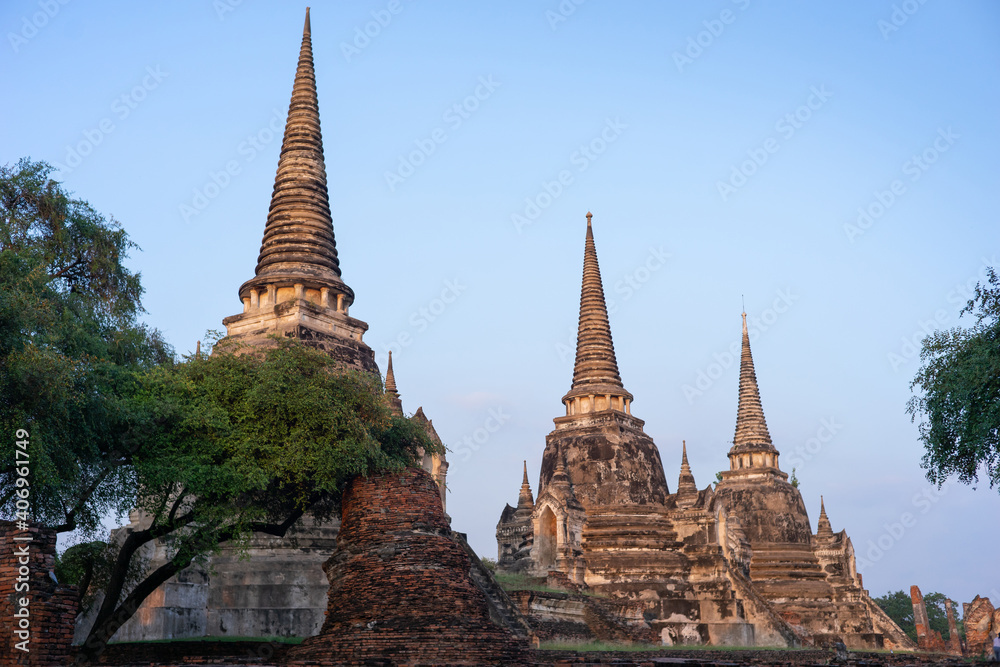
[241,7,351,302]
[817,495,833,536]
[385,350,398,394]
[676,440,699,507]
[731,311,774,452]
[562,212,632,409]
[384,351,403,416]
[517,460,534,511]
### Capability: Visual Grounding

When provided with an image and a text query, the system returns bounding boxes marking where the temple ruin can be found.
[82,9,448,643]
[495,213,913,650]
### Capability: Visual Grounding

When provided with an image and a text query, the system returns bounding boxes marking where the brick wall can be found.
[0,522,78,667]
[284,467,530,666]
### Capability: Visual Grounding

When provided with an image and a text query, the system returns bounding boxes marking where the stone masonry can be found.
[910,585,947,653]
[84,9,447,645]
[496,214,912,650]
[0,522,78,667]
[284,467,530,666]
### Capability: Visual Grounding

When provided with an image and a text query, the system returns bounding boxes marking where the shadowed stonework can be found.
[284,468,530,666]
[496,214,914,650]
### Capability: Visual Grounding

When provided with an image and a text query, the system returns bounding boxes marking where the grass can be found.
[539,641,814,653]
[494,572,566,595]
[109,636,304,645]
[494,572,607,598]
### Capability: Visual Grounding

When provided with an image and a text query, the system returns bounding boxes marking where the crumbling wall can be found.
[0,522,78,667]
[964,595,996,659]
[284,468,530,666]
[910,585,947,653]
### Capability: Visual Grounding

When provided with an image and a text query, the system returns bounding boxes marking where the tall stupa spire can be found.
[239,6,352,304]
[225,8,377,373]
[727,312,779,471]
[561,213,633,415]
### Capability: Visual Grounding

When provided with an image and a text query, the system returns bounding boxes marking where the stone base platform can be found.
[85,642,975,667]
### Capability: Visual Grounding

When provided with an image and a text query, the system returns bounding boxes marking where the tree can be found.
[0,160,438,662]
[77,337,437,661]
[874,590,962,644]
[922,591,955,641]
[0,157,171,534]
[874,590,916,642]
[908,267,1000,490]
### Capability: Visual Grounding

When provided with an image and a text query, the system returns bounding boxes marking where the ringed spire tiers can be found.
[729,311,777,451]
[222,7,375,373]
[561,212,633,416]
[239,6,352,305]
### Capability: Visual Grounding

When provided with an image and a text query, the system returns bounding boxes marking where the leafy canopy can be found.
[132,337,436,540]
[0,158,171,533]
[908,267,1000,490]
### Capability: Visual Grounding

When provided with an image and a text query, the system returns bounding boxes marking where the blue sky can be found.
[2,1,998,606]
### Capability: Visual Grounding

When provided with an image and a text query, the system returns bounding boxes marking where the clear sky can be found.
[2,1,998,606]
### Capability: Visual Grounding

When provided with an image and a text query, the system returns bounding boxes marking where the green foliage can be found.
[132,337,436,539]
[874,590,916,642]
[78,337,438,661]
[922,592,955,641]
[790,467,799,488]
[908,267,1000,490]
[55,541,106,587]
[481,557,497,572]
[874,590,959,643]
[0,158,171,533]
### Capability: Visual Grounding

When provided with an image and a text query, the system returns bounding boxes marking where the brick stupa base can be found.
[284,467,529,666]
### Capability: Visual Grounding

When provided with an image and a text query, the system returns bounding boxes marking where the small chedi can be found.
[495,213,912,649]
[81,9,450,643]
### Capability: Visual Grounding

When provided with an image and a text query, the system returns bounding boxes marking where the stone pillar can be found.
[320,287,330,308]
[249,289,259,308]
[294,283,304,300]
[336,293,344,312]
[911,585,947,653]
[945,599,962,655]
[266,284,276,307]
[0,522,78,667]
